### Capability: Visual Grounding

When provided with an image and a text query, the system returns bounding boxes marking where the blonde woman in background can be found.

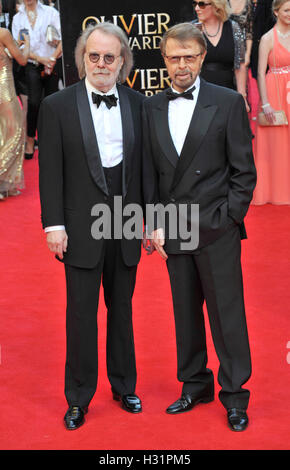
[0,0,29,200]
[194,0,250,111]
[252,0,290,205]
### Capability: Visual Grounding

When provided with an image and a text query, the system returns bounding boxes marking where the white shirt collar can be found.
[85,78,118,99]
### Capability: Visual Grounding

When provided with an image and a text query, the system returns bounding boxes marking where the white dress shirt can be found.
[146,77,201,239]
[45,79,123,233]
[85,78,123,168]
[12,1,61,59]
[168,76,200,155]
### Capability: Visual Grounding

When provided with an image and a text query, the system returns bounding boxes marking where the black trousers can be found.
[64,163,138,408]
[64,241,137,408]
[25,62,59,138]
[166,224,252,410]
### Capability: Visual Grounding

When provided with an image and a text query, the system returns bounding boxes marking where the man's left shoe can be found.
[166,392,214,414]
[227,408,248,432]
[112,391,142,413]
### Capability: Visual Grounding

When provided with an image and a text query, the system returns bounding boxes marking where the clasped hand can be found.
[150,228,168,260]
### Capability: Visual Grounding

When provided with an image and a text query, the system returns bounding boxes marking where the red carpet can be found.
[0,155,290,451]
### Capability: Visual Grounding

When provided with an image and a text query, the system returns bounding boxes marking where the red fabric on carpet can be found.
[0,156,290,451]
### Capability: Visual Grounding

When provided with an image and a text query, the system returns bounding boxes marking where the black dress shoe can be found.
[112,391,142,413]
[166,393,214,414]
[24,153,33,160]
[64,406,88,430]
[227,408,248,432]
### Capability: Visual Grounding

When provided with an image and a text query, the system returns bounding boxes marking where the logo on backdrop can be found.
[82,13,171,95]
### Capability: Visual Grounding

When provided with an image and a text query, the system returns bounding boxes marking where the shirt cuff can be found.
[44,225,65,233]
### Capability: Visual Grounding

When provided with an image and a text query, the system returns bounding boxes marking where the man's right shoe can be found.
[166,393,214,414]
[64,406,88,430]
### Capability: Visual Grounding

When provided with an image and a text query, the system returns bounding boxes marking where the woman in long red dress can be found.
[252,0,290,205]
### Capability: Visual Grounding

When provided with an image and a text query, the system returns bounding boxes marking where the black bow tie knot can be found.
[166,85,196,101]
[92,91,118,109]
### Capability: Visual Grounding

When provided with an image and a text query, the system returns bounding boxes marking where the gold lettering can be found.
[142,36,152,49]
[157,13,170,33]
[82,16,108,30]
[126,69,139,88]
[137,68,171,90]
[143,14,157,35]
[112,15,118,26]
[137,14,143,35]
[159,68,171,89]
[140,69,146,89]
[146,69,159,89]
[119,14,136,35]
[153,35,162,49]
[129,37,142,50]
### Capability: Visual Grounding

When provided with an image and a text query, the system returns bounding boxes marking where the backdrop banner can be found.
[58,0,194,94]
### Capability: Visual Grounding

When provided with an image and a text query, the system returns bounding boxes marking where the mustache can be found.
[93,69,111,75]
[175,70,192,77]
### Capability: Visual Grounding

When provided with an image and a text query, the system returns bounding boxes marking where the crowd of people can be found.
[0,0,61,199]
[0,0,289,203]
[192,0,290,204]
[1,1,289,204]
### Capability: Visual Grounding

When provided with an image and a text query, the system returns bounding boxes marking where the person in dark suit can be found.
[38,22,144,430]
[143,22,256,431]
[250,0,275,80]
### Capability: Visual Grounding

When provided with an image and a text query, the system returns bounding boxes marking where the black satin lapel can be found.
[117,85,135,198]
[76,80,108,195]
[171,101,218,192]
[153,98,179,169]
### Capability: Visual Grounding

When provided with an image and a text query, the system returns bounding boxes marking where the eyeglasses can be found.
[164,53,203,64]
[87,53,121,65]
[193,1,212,9]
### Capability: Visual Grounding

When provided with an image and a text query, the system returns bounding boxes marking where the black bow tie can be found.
[92,91,118,109]
[166,85,196,101]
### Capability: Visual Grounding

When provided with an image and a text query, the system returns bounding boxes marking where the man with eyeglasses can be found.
[38,22,145,430]
[143,22,256,431]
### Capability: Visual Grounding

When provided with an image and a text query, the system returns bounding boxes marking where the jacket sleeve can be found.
[142,101,162,233]
[226,93,257,224]
[38,97,65,229]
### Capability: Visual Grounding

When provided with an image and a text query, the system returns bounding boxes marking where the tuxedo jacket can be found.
[142,78,257,254]
[38,79,145,268]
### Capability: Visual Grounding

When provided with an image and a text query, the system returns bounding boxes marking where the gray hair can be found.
[75,22,133,83]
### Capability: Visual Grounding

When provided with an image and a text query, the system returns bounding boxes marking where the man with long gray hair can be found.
[38,22,145,430]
